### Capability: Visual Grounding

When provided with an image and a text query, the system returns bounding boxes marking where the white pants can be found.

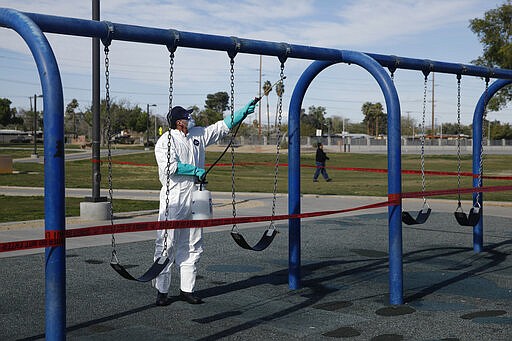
[153,227,203,293]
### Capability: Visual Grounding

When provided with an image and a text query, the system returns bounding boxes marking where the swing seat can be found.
[231,228,278,252]
[454,206,481,227]
[402,207,431,225]
[110,256,169,282]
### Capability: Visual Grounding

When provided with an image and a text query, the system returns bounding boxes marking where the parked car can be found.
[10,135,31,143]
[112,135,135,144]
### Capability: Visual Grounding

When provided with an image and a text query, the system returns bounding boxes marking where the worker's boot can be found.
[180,290,203,304]
[155,291,171,306]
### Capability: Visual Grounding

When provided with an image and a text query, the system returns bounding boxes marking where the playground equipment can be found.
[2,8,512,339]
[104,37,172,282]
[199,72,285,251]
[229,62,286,251]
[453,75,485,227]
[401,72,432,225]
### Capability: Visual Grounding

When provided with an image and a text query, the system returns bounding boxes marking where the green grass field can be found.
[1,147,512,222]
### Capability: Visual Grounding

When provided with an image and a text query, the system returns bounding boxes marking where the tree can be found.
[194,92,229,127]
[64,99,80,138]
[196,108,223,126]
[0,98,22,127]
[348,122,367,134]
[126,105,146,132]
[300,106,326,136]
[442,122,472,136]
[205,92,229,112]
[308,105,327,129]
[361,102,386,136]
[487,120,512,139]
[469,1,512,110]
[82,98,146,144]
[329,115,353,134]
[401,113,417,137]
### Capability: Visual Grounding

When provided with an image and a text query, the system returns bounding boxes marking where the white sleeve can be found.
[203,120,230,146]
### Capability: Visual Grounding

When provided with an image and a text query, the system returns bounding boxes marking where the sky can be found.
[0,0,510,129]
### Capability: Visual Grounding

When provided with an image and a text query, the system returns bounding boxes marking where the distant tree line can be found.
[4,94,512,141]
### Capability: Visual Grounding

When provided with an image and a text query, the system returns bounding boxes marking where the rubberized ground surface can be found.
[1,207,511,340]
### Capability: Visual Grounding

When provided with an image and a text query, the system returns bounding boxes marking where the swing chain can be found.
[229,57,238,232]
[168,51,175,115]
[476,78,490,202]
[104,45,117,253]
[270,63,286,225]
[420,74,428,203]
[162,51,176,257]
[456,75,462,206]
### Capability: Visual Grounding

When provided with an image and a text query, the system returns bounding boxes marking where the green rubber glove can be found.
[224,100,256,129]
[176,162,206,180]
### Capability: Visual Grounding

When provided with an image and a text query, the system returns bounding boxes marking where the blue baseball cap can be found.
[167,106,193,126]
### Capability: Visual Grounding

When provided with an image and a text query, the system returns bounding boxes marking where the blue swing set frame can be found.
[2,7,512,339]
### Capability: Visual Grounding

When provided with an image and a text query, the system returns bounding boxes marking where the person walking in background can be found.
[313,142,332,182]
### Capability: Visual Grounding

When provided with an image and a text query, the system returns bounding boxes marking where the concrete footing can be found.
[79,201,111,221]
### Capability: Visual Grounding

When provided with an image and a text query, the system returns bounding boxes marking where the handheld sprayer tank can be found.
[191,180,213,220]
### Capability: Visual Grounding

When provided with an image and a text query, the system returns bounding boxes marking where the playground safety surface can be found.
[1,207,511,340]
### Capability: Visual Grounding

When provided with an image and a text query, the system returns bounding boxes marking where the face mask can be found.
[187,118,195,130]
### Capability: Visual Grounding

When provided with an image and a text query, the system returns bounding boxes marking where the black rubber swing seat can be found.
[454,206,481,227]
[402,207,431,225]
[231,228,278,252]
[110,256,170,282]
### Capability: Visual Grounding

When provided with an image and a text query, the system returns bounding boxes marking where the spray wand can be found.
[200,75,286,184]
[252,76,287,104]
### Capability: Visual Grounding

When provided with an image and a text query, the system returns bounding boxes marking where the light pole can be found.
[146,104,156,149]
[32,94,43,158]
[488,119,491,146]
[154,111,159,143]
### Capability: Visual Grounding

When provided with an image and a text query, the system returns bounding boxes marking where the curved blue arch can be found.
[288,51,404,305]
[0,8,65,339]
[472,79,512,252]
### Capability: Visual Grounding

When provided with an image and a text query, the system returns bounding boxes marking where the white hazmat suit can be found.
[153,120,229,294]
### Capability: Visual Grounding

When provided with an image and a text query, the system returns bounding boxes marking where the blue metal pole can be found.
[341,51,403,305]
[472,79,512,252]
[288,60,339,289]
[288,52,402,304]
[0,8,66,340]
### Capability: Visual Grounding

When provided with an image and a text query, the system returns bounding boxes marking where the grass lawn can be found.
[0,195,158,223]
[1,148,512,221]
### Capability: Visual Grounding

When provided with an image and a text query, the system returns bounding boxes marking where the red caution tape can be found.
[0,199,393,253]
[3,184,511,253]
[94,158,512,181]
[402,184,512,199]
[388,193,401,205]
[97,153,512,181]
[0,231,64,252]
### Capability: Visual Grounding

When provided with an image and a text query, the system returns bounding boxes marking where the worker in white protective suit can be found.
[153,102,255,306]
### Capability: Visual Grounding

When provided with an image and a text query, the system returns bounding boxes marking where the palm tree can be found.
[263,80,272,138]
